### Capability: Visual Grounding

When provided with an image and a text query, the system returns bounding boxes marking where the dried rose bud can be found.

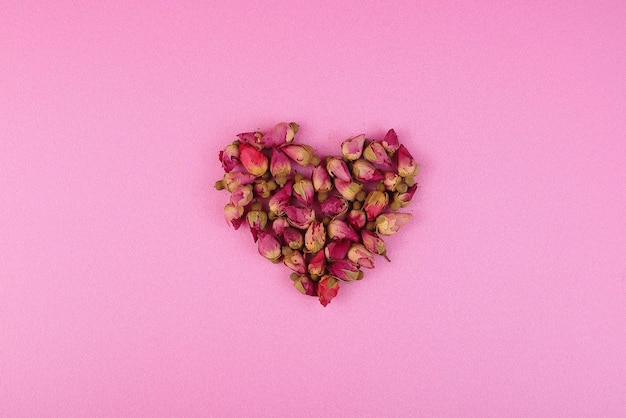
[312,165,332,192]
[318,275,339,306]
[333,178,363,201]
[284,250,306,274]
[222,172,257,192]
[320,195,349,218]
[352,159,384,182]
[347,243,375,269]
[348,209,367,231]
[270,148,292,187]
[328,260,362,282]
[247,208,268,242]
[293,178,314,206]
[224,203,245,230]
[252,179,274,199]
[308,250,326,276]
[239,143,269,176]
[268,181,293,216]
[363,190,389,221]
[219,142,240,172]
[237,131,263,148]
[327,219,360,242]
[283,227,304,250]
[363,141,392,169]
[324,239,351,261]
[375,212,413,236]
[382,129,399,154]
[230,184,253,208]
[394,184,418,208]
[261,122,299,147]
[293,273,317,296]
[326,157,352,182]
[284,205,315,230]
[396,144,417,177]
[257,231,282,262]
[271,217,289,236]
[280,144,319,166]
[383,171,402,192]
[304,221,326,253]
[341,134,366,161]
[361,230,389,259]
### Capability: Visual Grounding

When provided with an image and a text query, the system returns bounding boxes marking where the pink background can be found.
[2,1,625,416]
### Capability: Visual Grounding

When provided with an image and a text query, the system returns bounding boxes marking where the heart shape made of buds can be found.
[215,123,419,307]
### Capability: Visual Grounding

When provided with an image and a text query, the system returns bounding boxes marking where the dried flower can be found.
[394,184,418,208]
[281,144,319,166]
[284,250,306,274]
[327,219,360,242]
[363,190,389,221]
[224,203,245,230]
[352,159,384,182]
[293,273,317,296]
[257,231,282,262]
[381,129,399,154]
[284,205,315,230]
[318,275,339,306]
[262,122,299,147]
[239,143,269,176]
[383,171,402,192]
[237,131,263,148]
[324,239,351,261]
[230,184,253,208]
[375,213,413,236]
[307,250,326,276]
[293,177,315,206]
[268,181,293,216]
[270,148,292,186]
[341,134,366,160]
[221,172,257,192]
[312,165,332,192]
[361,230,389,259]
[304,221,326,253]
[328,260,362,282]
[219,142,240,172]
[253,179,277,199]
[396,144,417,177]
[326,157,352,182]
[347,243,375,269]
[333,178,363,201]
[247,207,268,242]
[320,195,349,218]
[347,209,367,231]
[283,227,304,250]
[271,217,289,236]
[363,141,392,169]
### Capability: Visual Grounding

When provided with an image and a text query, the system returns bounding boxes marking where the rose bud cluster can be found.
[215,123,419,307]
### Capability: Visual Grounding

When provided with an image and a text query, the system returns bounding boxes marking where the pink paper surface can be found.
[2,1,625,416]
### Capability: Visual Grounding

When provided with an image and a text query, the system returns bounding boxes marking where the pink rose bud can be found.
[341,134,366,160]
[261,122,299,147]
[361,230,389,259]
[305,221,326,253]
[219,142,240,172]
[236,131,263,148]
[347,243,375,269]
[318,275,339,306]
[382,129,399,154]
[326,157,352,182]
[383,171,402,191]
[375,213,413,236]
[253,179,276,199]
[333,178,363,201]
[307,250,326,276]
[224,203,245,230]
[348,209,367,231]
[270,148,292,186]
[320,195,349,217]
[246,209,268,242]
[283,227,304,250]
[324,239,351,261]
[327,219,360,242]
[280,144,318,166]
[222,172,257,192]
[352,159,384,182]
[363,141,392,169]
[230,184,253,208]
[257,231,282,262]
[395,184,418,208]
[293,274,317,296]
[271,217,289,236]
[239,142,269,176]
[284,205,315,230]
[363,190,389,221]
[328,260,361,282]
[268,181,293,216]
[284,250,306,274]
[293,178,315,206]
[396,144,417,177]
[312,165,332,192]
